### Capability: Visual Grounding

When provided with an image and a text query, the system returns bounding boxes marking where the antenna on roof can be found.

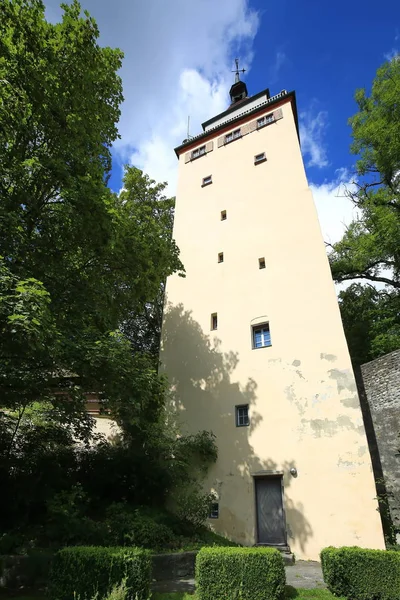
[182,116,193,144]
[232,58,246,83]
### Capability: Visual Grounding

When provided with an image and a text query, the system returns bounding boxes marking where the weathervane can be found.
[232,58,246,83]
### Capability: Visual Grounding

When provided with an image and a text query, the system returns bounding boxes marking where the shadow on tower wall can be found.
[161,302,313,552]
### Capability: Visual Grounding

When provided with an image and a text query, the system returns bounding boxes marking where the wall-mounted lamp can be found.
[290,467,298,477]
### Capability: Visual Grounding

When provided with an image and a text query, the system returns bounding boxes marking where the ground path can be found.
[152,560,326,593]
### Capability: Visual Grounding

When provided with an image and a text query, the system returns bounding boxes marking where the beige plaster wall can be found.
[160,98,385,559]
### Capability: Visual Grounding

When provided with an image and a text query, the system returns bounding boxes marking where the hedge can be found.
[195,546,286,600]
[49,546,151,600]
[320,546,400,600]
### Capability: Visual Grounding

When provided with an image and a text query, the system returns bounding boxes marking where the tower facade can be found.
[160,83,385,559]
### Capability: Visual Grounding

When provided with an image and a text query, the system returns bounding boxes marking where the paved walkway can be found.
[152,561,326,593]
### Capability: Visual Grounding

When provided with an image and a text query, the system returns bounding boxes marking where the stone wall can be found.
[361,350,400,538]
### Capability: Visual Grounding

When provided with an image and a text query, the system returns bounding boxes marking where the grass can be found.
[0,587,342,600]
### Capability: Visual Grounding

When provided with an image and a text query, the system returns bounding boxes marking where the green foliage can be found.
[328,58,400,363]
[338,283,400,367]
[320,546,400,600]
[105,504,175,549]
[195,546,286,600]
[49,546,151,600]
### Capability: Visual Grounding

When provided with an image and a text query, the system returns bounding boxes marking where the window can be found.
[259,257,266,269]
[236,404,249,427]
[257,114,274,129]
[221,210,227,220]
[253,323,272,349]
[211,313,218,330]
[254,152,266,165]
[202,175,212,186]
[192,145,206,159]
[218,252,224,263]
[209,502,219,519]
[225,128,241,144]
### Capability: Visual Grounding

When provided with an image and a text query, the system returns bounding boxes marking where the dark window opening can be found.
[259,257,266,269]
[236,404,250,427]
[211,313,218,330]
[210,502,219,519]
[221,210,227,220]
[218,252,224,263]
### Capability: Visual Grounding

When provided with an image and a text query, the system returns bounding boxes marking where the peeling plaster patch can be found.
[285,385,306,416]
[302,414,356,438]
[328,368,357,394]
[337,457,355,468]
[296,370,305,380]
[268,358,282,364]
[358,445,367,457]
[321,353,337,362]
[341,396,360,409]
[292,360,301,367]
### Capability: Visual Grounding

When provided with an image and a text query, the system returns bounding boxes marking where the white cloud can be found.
[311,168,359,245]
[269,50,287,82]
[44,0,260,195]
[384,48,399,62]
[300,109,329,169]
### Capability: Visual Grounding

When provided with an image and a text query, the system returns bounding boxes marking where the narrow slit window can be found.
[211,313,218,330]
[254,152,266,165]
[202,175,212,186]
[209,502,219,519]
[221,210,227,220]
[252,323,272,349]
[218,252,224,263]
[259,257,266,269]
[236,404,249,427]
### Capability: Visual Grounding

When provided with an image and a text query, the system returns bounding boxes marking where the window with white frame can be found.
[236,404,249,427]
[225,128,241,144]
[257,114,274,129]
[252,323,272,348]
[192,145,206,159]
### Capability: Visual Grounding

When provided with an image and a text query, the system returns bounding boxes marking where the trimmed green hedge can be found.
[49,546,151,600]
[195,546,286,600]
[321,546,400,600]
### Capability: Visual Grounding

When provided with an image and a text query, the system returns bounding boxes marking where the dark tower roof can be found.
[229,58,248,106]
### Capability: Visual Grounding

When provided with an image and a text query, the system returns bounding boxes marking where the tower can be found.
[160,69,385,560]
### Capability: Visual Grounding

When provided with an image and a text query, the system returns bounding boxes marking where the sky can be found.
[44,0,400,247]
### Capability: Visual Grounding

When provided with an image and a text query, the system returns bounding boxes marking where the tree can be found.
[329,58,400,363]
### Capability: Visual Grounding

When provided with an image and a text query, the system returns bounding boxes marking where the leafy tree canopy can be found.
[329,58,400,364]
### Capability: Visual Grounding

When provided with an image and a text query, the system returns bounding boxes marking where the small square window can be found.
[218,252,224,263]
[221,210,227,220]
[202,175,212,186]
[211,313,218,330]
[236,404,249,427]
[259,257,266,269]
[254,152,266,165]
[257,114,274,129]
[252,323,272,349]
[209,502,219,519]
[225,128,241,144]
[192,145,206,159]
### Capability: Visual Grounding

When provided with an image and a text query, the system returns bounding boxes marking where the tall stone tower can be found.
[159,72,385,560]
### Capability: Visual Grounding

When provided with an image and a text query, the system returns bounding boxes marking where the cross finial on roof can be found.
[232,58,246,83]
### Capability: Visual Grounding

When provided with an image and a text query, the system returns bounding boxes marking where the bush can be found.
[106,504,175,548]
[321,546,400,600]
[49,546,151,600]
[195,546,285,600]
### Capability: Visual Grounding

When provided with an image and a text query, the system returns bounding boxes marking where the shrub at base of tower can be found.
[320,546,400,600]
[195,546,286,600]
[49,546,151,600]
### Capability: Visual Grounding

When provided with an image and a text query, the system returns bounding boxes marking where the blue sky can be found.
[44,0,399,245]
